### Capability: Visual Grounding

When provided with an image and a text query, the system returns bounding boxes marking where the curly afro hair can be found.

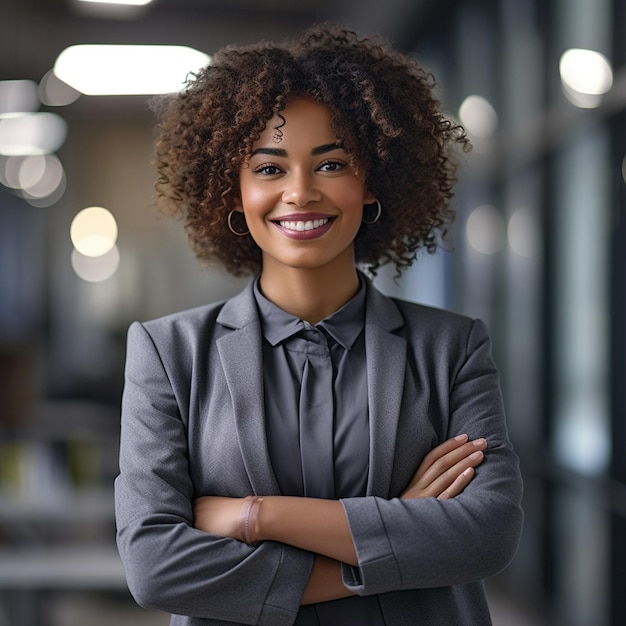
[151,24,469,277]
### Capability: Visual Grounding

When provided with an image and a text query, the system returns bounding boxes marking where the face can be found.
[235,98,375,276]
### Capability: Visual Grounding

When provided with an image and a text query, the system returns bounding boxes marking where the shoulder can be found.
[126,278,259,365]
[392,297,478,337]
[365,278,477,335]
[364,276,489,350]
[377,297,497,391]
[367,286,491,364]
[140,300,228,335]
[124,302,230,374]
[131,279,257,346]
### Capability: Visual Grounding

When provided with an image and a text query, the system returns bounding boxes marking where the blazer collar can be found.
[216,278,259,330]
[362,273,404,332]
[216,272,404,330]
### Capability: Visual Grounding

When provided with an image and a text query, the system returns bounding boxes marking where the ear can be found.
[363,190,377,205]
[231,196,244,213]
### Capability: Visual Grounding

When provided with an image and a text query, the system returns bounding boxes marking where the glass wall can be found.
[394,0,624,623]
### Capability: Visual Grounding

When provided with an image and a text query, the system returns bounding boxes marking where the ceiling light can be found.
[53,45,211,96]
[76,0,153,5]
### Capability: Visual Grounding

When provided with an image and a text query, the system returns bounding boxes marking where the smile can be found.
[278,217,331,232]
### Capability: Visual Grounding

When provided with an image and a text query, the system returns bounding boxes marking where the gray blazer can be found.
[115,277,523,625]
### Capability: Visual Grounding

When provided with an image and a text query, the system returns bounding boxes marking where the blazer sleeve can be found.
[114,321,314,625]
[339,318,523,595]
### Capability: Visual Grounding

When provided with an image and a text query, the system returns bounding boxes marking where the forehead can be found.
[255,98,337,146]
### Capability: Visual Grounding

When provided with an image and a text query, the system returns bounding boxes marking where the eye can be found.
[318,160,346,173]
[253,164,283,176]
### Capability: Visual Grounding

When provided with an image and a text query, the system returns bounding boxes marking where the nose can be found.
[282,170,321,207]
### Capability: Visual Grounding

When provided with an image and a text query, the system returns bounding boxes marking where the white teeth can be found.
[278,217,330,231]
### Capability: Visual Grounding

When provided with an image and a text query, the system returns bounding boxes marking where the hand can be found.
[193,495,246,540]
[401,434,487,501]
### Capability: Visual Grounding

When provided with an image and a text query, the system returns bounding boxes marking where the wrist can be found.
[238,495,264,545]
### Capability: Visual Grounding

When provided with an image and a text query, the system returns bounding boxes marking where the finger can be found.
[413,438,487,489]
[437,467,475,500]
[428,449,484,497]
[410,434,470,483]
[405,447,484,500]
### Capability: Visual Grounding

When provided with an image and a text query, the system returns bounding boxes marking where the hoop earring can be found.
[362,199,382,225]
[227,210,250,236]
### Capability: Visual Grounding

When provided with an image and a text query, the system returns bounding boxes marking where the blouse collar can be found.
[253,275,366,350]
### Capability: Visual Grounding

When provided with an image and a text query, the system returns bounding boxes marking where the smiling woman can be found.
[115,24,523,626]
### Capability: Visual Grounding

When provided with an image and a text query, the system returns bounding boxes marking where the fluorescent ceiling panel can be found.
[53,45,211,96]
[76,0,153,5]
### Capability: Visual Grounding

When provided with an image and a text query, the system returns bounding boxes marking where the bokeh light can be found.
[508,208,539,258]
[39,70,81,107]
[466,204,506,255]
[559,48,613,109]
[18,155,63,196]
[71,245,120,282]
[70,206,118,257]
[0,155,24,188]
[0,154,67,206]
[20,155,66,205]
[0,112,68,156]
[0,80,39,115]
[458,95,499,138]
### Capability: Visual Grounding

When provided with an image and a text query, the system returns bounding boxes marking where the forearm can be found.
[300,556,354,605]
[256,496,358,566]
[340,448,524,594]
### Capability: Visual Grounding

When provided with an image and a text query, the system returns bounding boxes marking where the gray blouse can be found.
[253,277,386,625]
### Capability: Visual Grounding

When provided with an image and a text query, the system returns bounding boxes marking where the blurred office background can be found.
[0,0,624,624]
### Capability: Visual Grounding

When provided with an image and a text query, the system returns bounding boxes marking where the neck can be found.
[259,264,360,325]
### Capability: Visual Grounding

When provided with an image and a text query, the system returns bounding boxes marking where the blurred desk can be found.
[0,488,115,547]
[0,488,120,625]
[0,544,126,626]
[0,488,114,524]
[0,544,124,588]
[0,400,124,624]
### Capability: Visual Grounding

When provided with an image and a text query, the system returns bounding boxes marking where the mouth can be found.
[277,217,332,232]
[271,214,336,239]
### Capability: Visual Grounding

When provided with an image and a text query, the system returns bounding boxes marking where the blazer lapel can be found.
[364,281,407,498]
[216,284,281,495]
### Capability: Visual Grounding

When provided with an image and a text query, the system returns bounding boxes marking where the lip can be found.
[272,212,334,222]
[271,213,336,240]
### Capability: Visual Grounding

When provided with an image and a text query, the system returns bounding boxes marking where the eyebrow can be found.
[250,142,344,158]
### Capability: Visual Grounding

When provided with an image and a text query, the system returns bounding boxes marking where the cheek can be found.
[241,187,263,211]
[240,183,274,212]
[340,182,368,217]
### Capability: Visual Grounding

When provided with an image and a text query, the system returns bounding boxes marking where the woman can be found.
[115,25,523,625]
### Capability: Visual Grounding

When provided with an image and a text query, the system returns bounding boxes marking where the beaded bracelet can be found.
[238,495,264,545]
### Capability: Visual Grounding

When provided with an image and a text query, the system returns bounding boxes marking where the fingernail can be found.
[473,438,487,447]
[470,450,484,460]
[455,434,468,441]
